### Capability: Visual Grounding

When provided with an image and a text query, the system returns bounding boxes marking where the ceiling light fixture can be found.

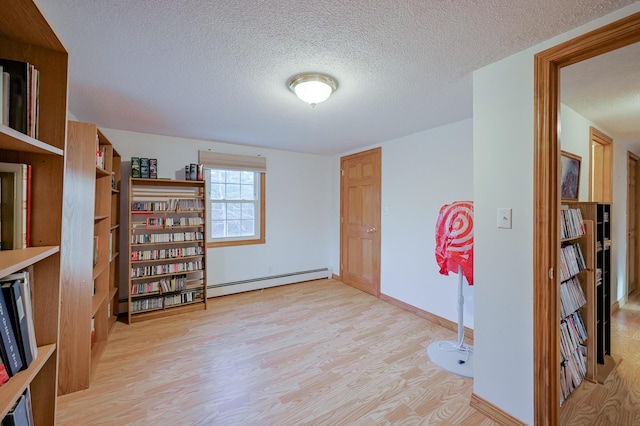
[288,73,338,106]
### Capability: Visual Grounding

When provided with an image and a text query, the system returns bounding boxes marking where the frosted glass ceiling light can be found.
[288,73,338,106]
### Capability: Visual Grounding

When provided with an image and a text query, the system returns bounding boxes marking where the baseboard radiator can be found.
[118,268,332,311]
[207,268,332,297]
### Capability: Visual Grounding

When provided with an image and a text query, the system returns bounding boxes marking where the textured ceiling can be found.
[561,42,640,145]
[34,0,636,155]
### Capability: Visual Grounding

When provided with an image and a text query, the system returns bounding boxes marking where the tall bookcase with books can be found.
[0,0,68,422]
[128,178,207,323]
[559,208,595,404]
[58,123,121,395]
[568,202,616,383]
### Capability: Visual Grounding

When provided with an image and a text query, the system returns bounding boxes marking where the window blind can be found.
[198,150,266,173]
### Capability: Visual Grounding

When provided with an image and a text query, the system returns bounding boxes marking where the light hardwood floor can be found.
[57,280,640,425]
[57,279,496,425]
[559,291,640,425]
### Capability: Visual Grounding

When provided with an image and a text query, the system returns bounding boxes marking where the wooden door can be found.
[340,148,381,296]
[628,152,639,295]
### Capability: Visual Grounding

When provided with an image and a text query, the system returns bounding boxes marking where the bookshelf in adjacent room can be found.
[58,122,121,395]
[558,207,595,405]
[0,0,68,422]
[128,178,207,323]
[567,202,616,383]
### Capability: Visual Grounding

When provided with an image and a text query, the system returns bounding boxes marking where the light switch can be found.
[497,208,512,229]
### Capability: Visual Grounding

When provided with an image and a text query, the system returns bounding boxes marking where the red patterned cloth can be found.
[435,201,474,285]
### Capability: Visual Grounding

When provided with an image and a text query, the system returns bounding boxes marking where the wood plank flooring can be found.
[559,291,640,425]
[57,279,496,425]
[57,280,640,425]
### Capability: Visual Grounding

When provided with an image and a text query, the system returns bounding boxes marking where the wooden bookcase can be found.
[568,202,616,383]
[128,178,207,323]
[558,209,595,404]
[0,0,68,422]
[58,123,121,395]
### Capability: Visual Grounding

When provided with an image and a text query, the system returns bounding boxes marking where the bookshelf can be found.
[128,178,207,323]
[559,208,595,404]
[568,202,616,383]
[0,0,67,422]
[58,122,121,395]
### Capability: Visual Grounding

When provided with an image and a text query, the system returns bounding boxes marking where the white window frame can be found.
[204,168,265,247]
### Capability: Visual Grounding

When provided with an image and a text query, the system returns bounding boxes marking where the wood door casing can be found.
[340,148,381,297]
[628,152,639,296]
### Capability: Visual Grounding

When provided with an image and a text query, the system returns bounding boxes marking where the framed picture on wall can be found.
[560,150,581,202]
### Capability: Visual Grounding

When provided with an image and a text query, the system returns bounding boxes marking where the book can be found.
[0,354,9,386]
[0,271,37,364]
[93,236,99,267]
[0,288,23,376]
[0,59,28,134]
[1,280,33,368]
[2,70,9,126]
[131,157,140,178]
[0,162,28,249]
[140,158,150,179]
[149,159,157,179]
[197,164,203,181]
[25,165,31,248]
[184,165,190,180]
[189,164,196,181]
[3,391,30,426]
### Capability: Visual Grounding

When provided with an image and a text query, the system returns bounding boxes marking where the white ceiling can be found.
[35,0,637,155]
[561,42,640,145]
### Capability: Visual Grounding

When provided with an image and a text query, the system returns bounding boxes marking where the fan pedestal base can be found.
[427,340,474,378]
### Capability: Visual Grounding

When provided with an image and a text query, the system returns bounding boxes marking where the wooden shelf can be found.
[131,269,205,281]
[0,344,56,419]
[0,246,59,278]
[130,302,205,322]
[131,254,204,264]
[1,0,68,419]
[0,125,63,156]
[59,122,121,395]
[131,178,204,187]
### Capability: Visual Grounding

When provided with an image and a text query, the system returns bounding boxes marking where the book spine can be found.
[1,281,32,368]
[131,157,140,178]
[0,289,23,376]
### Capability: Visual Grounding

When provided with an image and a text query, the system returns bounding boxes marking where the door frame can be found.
[533,11,640,425]
[627,151,640,299]
[339,147,382,297]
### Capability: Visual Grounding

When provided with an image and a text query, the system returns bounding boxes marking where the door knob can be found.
[367,227,378,233]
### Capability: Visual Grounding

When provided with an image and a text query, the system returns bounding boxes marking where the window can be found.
[204,168,265,247]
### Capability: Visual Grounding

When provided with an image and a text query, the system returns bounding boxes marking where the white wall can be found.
[559,104,592,202]
[473,3,640,424]
[380,119,474,327]
[559,103,640,304]
[100,128,337,299]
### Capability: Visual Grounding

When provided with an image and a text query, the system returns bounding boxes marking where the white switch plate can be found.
[497,208,512,229]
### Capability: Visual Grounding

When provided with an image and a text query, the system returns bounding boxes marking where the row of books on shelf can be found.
[560,208,585,240]
[3,387,34,426]
[0,162,31,251]
[96,135,107,169]
[559,243,587,282]
[595,239,612,252]
[560,312,588,361]
[131,246,204,262]
[560,276,587,319]
[0,59,39,139]
[559,310,588,403]
[130,260,204,278]
[131,198,204,212]
[560,344,587,405]
[0,270,38,386]
[143,216,204,229]
[130,232,204,244]
[131,157,157,179]
[130,288,203,312]
[131,275,189,295]
[184,164,204,181]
